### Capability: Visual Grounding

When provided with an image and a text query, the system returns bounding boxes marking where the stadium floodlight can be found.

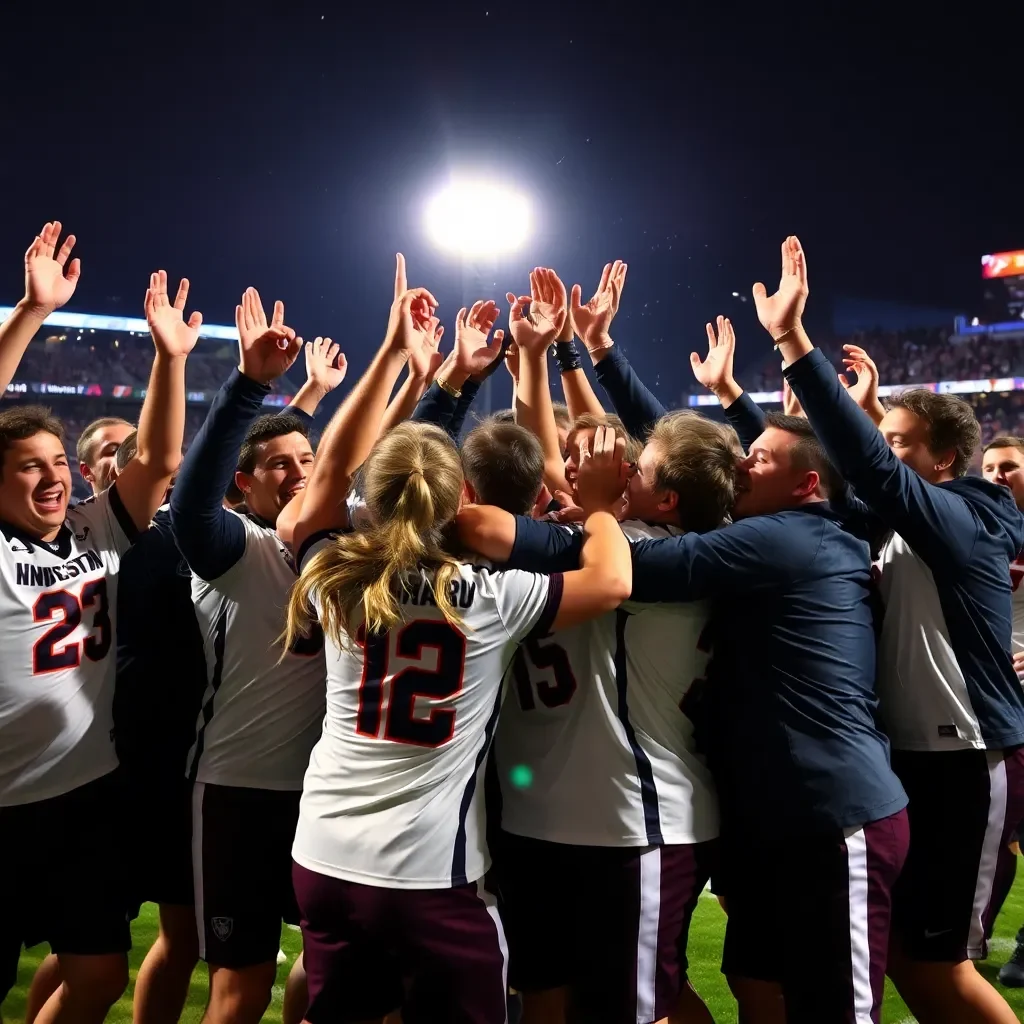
[424,179,531,257]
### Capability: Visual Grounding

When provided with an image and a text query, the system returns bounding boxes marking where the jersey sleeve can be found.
[723,392,767,453]
[784,347,979,566]
[297,529,347,572]
[593,346,666,440]
[70,482,140,558]
[507,517,584,572]
[493,569,564,642]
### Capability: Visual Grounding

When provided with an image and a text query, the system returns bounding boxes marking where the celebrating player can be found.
[283,267,633,1024]
[775,236,1024,1024]
[168,290,342,1024]
[75,417,135,496]
[0,224,198,1024]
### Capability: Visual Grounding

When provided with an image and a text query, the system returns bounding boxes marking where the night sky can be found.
[2,2,1022,410]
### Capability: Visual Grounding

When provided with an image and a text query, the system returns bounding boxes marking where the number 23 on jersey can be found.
[355,620,467,748]
[32,580,111,674]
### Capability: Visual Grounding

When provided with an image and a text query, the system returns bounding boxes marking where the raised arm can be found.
[170,288,301,580]
[0,222,81,394]
[289,336,348,417]
[761,236,977,563]
[113,271,199,531]
[291,276,440,554]
[509,268,571,496]
[551,305,604,419]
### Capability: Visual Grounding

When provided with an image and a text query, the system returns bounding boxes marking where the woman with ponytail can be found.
[284,257,633,1024]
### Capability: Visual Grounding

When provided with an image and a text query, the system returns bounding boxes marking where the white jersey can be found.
[496,521,719,847]
[187,512,326,790]
[0,489,134,805]
[292,539,561,889]
[1011,551,1024,654]
[875,532,983,750]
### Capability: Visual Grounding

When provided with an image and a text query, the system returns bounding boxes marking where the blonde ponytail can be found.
[282,423,466,654]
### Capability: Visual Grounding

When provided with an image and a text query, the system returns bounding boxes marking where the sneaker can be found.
[276,948,287,965]
[998,940,1024,987]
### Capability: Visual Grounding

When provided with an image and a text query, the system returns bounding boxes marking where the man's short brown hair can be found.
[0,405,65,477]
[764,411,845,500]
[567,412,643,464]
[237,413,312,475]
[461,419,544,515]
[983,435,1024,456]
[76,416,133,467]
[647,412,740,532]
[886,389,980,478]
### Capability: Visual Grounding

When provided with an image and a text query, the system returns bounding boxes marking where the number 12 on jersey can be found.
[355,621,467,748]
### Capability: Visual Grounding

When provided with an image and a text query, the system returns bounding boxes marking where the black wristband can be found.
[552,339,582,374]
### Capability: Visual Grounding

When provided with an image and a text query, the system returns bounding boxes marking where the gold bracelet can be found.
[436,377,462,399]
[772,325,802,351]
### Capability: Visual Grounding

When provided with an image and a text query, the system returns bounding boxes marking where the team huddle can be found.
[1,223,1024,1024]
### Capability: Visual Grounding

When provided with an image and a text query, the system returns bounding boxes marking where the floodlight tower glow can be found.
[424,179,531,257]
[424,178,532,414]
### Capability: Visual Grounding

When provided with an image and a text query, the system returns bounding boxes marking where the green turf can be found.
[4,873,1024,1023]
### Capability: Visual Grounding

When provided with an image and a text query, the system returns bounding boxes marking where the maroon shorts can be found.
[891,746,1024,962]
[293,861,508,1024]
[493,831,714,1024]
[191,782,300,968]
[0,770,132,957]
[721,808,909,1024]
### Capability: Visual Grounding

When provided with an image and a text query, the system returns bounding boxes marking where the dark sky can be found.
[2,2,1022,409]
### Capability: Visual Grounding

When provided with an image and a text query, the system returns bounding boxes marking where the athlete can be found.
[75,417,134,495]
[284,267,633,1024]
[0,222,199,1024]
[168,293,345,1024]
[777,236,1024,1024]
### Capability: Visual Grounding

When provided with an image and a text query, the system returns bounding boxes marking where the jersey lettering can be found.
[32,580,111,675]
[356,621,467,747]
[512,636,577,711]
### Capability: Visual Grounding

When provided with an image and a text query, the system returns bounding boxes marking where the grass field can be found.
[4,874,1024,1023]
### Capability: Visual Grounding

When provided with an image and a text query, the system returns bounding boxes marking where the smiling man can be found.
[76,417,135,495]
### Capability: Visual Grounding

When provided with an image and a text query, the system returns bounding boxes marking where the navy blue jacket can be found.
[592,347,665,440]
[508,512,907,837]
[786,347,1024,749]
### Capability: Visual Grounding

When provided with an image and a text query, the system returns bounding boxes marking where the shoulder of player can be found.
[619,519,684,543]
[942,475,1024,556]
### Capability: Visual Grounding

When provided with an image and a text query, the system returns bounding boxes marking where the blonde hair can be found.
[283,422,466,652]
[566,412,643,464]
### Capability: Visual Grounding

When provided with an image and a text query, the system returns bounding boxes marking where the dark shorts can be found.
[721,808,909,1024]
[191,782,300,968]
[891,746,1024,962]
[293,861,508,1024]
[493,831,714,1024]
[0,770,132,957]
[126,772,193,909]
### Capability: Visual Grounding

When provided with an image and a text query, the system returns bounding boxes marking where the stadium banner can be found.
[688,376,1024,407]
[0,305,237,341]
[4,380,293,406]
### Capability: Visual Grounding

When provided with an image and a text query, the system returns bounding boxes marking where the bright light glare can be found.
[424,180,531,257]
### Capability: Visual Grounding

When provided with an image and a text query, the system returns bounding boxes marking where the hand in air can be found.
[146,271,203,358]
[454,300,505,377]
[571,260,626,353]
[236,287,302,385]
[839,344,881,411]
[575,425,631,516]
[506,267,568,355]
[304,336,348,393]
[753,235,808,341]
[24,221,80,314]
[690,315,737,395]
[386,254,440,363]
[504,340,521,385]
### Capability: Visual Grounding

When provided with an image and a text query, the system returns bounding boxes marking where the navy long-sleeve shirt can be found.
[508,511,907,837]
[592,347,666,440]
[170,369,272,581]
[113,507,207,777]
[785,346,1024,751]
[411,379,481,442]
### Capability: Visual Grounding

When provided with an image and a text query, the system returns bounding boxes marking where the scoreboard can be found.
[982,249,1024,324]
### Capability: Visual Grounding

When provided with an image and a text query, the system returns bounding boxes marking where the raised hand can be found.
[145,271,202,358]
[235,287,302,384]
[454,300,505,376]
[571,259,626,352]
[575,425,630,516]
[506,268,568,355]
[24,221,80,314]
[504,340,521,385]
[304,336,348,393]
[839,343,885,424]
[753,235,808,341]
[690,315,737,396]
[408,314,444,382]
